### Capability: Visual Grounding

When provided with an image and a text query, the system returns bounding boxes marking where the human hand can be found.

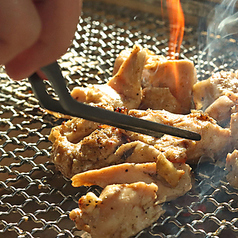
[0,0,82,80]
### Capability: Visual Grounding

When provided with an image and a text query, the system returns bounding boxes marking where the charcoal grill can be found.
[1,0,238,237]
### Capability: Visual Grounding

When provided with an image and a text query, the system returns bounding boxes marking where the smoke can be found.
[194,156,227,197]
[195,1,238,194]
[198,0,238,75]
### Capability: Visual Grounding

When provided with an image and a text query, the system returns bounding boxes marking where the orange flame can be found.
[166,0,185,59]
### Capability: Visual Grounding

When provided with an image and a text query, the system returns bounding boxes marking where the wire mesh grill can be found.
[1,1,238,237]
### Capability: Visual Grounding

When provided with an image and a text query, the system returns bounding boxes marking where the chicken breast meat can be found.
[140,87,184,113]
[204,95,235,126]
[193,71,238,110]
[113,47,197,114]
[229,112,238,149]
[71,162,192,202]
[127,109,232,163]
[70,162,191,237]
[71,45,146,110]
[49,108,231,179]
[193,70,238,126]
[226,150,238,189]
[49,124,130,178]
[48,44,238,237]
[69,182,164,238]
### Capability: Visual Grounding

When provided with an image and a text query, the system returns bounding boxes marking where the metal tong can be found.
[28,61,201,141]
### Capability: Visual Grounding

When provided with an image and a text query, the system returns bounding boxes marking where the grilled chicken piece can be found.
[72,162,192,202]
[71,45,146,110]
[193,71,238,111]
[108,143,184,187]
[143,59,196,114]
[127,109,232,163]
[113,47,197,114]
[226,150,238,189]
[50,119,162,179]
[205,95,235,126]
[225,110,238,188]
[107,140,159,164]
[50,108,231,179]
[50,116,188,183]
[49,125,128,178]
[70,182,164,238]
[49,118,99,144]
[140,87,183,113]
[156,153,185,187]
[71,85,119,110]
[230,112,238,149]
[107,45,146,109]
[49,116,161,179]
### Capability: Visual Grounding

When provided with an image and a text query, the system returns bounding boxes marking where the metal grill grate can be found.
[1,1,238,237]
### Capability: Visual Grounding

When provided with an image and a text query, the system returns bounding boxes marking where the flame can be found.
[166,0,185,59]
[162,0,185,94]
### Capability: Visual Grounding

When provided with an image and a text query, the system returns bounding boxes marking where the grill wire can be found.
[1,1,238,237]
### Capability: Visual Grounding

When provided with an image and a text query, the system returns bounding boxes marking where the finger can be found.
[0,0,41,64]
[5,0,82,80]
